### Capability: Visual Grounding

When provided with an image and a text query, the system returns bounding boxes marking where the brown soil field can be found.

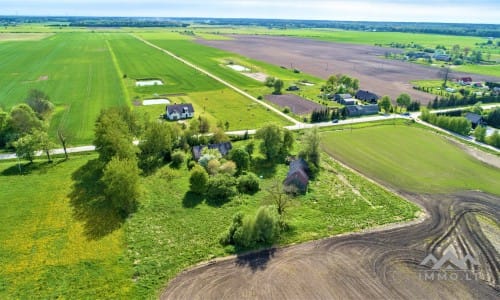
[198,35,500,105]
[265,94,324,115]
[162,191,499,299]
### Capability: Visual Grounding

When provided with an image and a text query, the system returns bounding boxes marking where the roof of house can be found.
[192,142,233,161]
[465,112,482,125]
[355,90,379,101]
[166,103,194,115]
[284,158,309,191]
[335,93,353,100]
[346,104,379,115]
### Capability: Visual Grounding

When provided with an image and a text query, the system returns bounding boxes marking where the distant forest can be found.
[1,16,498,37]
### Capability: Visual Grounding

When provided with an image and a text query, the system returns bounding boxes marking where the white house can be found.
[165,103,195,120]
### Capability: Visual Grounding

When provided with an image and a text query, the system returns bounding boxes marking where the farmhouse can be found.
[165,103,194,121]
[346,104,379,117]
[355,90,379,103]
[283,158,309,193]
[192,142,233,161]
[465,112,483,128]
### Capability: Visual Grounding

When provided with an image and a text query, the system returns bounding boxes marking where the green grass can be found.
[454,64,500,77]
[321,123,500,195]
[0,155,135,299]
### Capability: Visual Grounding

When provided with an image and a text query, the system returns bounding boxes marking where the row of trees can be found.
[425,93,499,110]
[421,109,472,136]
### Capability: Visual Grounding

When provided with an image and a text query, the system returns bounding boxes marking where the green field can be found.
[321,123,500,195]
[0,136,419,298]
[0,155,135,299]
[0,32,127,144]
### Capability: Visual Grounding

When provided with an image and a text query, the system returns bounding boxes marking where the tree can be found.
[265,76,276,87]
[139,121,174,173]
[273,79,284,95]
[206,174,237,201]
[486,107,500,128]
[471,102,483,115]
[396,93,411,110]
[12,133,39,163]
[266,180,292,216]
[237,173,260,194]
[473,126,487,143]
[35,129,56,162]
[487,130,500,148]
[94,107,138,162]
[438,65,452,87]
[57,128,71,160]
[256,124,293,162]
[5,104,44,143]
[207,159,221,175]
[25,89,54,118]
[171,150,185,168]
[378,96,392,113]
[189,165,209,194]
[198,116,211,134]
[219,160,237,176]
[229,148,250,174]
[212,127,229,144]
[101,157,141,217]
[301,127,321,171]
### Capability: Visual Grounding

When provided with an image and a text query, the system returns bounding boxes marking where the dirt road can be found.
[198,35,500,105]
[162,191,499,299]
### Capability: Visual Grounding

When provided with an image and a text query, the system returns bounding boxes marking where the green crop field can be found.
[0,136,418,298]
[321,123,500,195]
[0,32,127,145]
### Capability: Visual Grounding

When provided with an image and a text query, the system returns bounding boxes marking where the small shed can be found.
[283,158,309,193]
[465,112,483,128]
[192,142,233,161]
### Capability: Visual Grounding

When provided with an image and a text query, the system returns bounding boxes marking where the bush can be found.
[207,174,237,201]
[283,106,291,114]
[207,159,221,175]
[221,206,280,249]
[171,150,185,168]
[229,148,250,174]
[187,160,196,170]
[237,173,260,194]
[189,165,209,194]
[219,161,237,176]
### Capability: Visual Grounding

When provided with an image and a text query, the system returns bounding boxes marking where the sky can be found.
[2,0,500,24]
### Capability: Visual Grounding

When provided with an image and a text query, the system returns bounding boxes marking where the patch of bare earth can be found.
[0,33,54,42]
[197,35,500,105]
[265,94,324,115]
[161,192,499,299]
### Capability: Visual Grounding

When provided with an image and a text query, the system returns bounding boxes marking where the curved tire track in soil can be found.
[162,191,499,299]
